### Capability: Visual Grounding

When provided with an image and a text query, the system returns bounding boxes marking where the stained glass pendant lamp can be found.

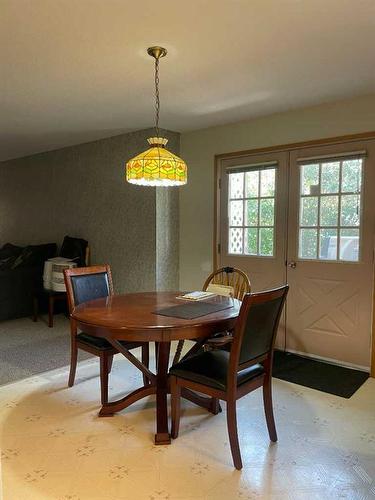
[126,46,187,186]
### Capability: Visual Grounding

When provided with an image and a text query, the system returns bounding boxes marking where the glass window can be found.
[298,157,363,262]
[227,167,276,257]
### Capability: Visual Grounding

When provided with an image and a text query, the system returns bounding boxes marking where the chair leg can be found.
[99,353,110,405]
[263,375,277,442]
[68,339,78,387]
[155,342,159,371]
[226,399,242,470]
[141,344,150,386]
[172,340,184,365]
[107,355,114,374]
[170,376,181,439]
[210,397,222,415]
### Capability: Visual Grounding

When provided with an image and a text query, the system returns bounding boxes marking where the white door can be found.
[218,139,375,368]
[286,141,375,368]
[218,151,289,348]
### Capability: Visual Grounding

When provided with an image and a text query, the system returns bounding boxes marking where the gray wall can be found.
[0,128,180,293]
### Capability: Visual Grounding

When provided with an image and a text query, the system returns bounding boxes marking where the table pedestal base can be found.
[98,341,220,444]
[98,385,155,417]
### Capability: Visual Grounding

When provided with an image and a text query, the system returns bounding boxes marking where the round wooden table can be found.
[72,291,240,444]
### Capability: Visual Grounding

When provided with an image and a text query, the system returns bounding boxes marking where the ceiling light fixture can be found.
[125,46,187,187]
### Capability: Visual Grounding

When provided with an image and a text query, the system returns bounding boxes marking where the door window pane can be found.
[229,173,244,199]
[320,196,339,226]
[299,229,317,259]
[259,228,274,256]
[229,200,243,226]
[245,171,259,197]
[300,197,318,226]
[259,199,274,226]
[319,229,337,260]
[244,228,258,255]
[228,167,276,257]
[229,228,243,254]
[341,195,360,226]
[340,229,359,261]
[298,158,363,262]
[301,164,319,195]
[245,199,258,226]
[321,162,340,193]
[260,169,275,196]
[342,160,362,193]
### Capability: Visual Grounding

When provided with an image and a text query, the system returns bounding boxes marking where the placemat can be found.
[154,300,233,319]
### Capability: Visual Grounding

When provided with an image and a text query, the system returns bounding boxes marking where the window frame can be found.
[226,163,278,258]
[297,156,365,264]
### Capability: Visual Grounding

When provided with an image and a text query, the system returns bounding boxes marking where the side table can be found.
[33,288,67,328]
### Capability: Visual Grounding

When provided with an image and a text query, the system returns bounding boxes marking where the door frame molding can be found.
[214,130,375,377]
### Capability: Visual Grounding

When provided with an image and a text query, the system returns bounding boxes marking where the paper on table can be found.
[176,291,217,301]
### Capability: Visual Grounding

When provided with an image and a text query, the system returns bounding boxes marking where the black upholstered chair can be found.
[64,265,149,404]
[170,285,289,469]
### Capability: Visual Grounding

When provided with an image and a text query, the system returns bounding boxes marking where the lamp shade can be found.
[126,137,187,187]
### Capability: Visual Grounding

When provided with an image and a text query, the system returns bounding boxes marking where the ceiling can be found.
[1,0,375,161]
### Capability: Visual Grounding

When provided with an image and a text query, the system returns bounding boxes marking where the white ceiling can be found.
[1,0,375,161]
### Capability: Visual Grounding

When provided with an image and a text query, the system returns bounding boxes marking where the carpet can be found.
[0,314,92,386]
[273,350,369,398]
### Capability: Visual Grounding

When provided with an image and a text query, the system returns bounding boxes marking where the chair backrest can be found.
[64,265,113,314]
[203,267,251,300]
[229,286,289,374]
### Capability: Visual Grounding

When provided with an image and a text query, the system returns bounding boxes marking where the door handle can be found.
[287,261,297,268]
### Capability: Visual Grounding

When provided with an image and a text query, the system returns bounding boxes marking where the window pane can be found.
[342,160,362,193]
[244,228,258,255]
[229,200,243,226]
[320,196,338,226]
[301,164,319,195]
[300,197,318,226]
[260,169,275,197]
[299,229,317,259]
[229,228,243,254]
[259,198,274,226]
[259,228,273,256]
[321,162,340,194]
[229,173,244,199]
[245,171,259,197]
[340,229,359,261]
[341,195,360,226]
[319,229,337,260]
[245,199,258,226]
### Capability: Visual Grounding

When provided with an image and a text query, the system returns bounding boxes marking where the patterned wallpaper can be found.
[0,128,180,293]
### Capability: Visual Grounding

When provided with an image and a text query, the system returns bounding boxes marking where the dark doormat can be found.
[273,350,369,398]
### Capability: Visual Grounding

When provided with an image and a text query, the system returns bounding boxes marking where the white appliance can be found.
[43,257,77,292]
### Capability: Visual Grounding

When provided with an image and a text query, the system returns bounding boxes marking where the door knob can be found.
[287,261,297,268]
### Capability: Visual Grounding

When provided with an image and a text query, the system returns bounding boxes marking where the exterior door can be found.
[286,140,375,368]
[218,151,289,348]
[218,139,375,368]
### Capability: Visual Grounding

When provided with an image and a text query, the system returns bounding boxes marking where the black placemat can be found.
[273,350,369,398]
[154,300,233,319]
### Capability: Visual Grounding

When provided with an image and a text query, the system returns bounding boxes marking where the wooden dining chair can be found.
[169,285,289,469]
[64,265,149,404]
[172,266,251,365]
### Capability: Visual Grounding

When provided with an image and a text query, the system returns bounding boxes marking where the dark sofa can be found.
[0,243,57,321]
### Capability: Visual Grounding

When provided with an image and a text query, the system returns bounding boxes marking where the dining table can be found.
[71,291,241,444]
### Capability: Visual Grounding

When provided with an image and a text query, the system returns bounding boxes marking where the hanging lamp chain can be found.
[154,57,160,138]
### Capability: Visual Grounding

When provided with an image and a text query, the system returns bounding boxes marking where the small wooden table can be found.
[71,291,240,444]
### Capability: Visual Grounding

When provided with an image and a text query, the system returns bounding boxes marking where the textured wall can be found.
[180,93,375,289]
[0,128,180,293]
[156,186,179,291]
